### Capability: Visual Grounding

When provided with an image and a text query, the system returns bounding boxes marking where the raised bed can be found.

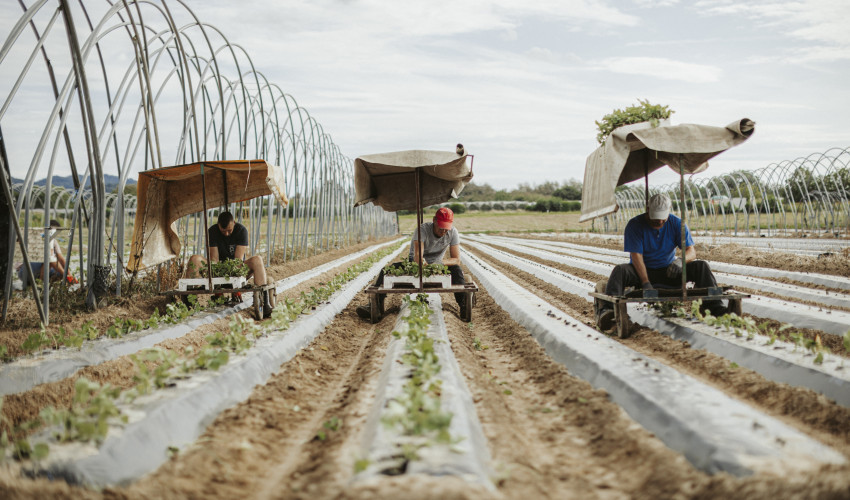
[467,238,850,406]
[473,235,850,334]
[461,251,846,476]
[354,294,493,489]
[0,238,404,397]
[21,249,403,487]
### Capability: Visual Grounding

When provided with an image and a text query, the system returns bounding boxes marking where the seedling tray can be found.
[177,276,247,291]
[383,275,452,289]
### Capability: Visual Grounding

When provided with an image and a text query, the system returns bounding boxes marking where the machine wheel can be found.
[369,295,381,324]
[729,298,742,316]
[461,291,473,323]
[615,301,631,339]
[268,288,277,310]
[253,290,264,320]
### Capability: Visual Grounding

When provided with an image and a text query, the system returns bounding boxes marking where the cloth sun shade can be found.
[579,118,755,222]
[353,150,473,212]
[127,160,288,272]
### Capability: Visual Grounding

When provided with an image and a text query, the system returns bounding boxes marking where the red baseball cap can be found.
[435,207,454,229]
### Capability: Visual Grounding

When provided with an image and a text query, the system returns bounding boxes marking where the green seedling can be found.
[472,337,488,351]
[39,377,126,446]
[316,416,342,441]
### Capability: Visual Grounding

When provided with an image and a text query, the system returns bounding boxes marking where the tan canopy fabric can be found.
[127,160,288,272]
[580,118,755,222]
[354,150,473,212]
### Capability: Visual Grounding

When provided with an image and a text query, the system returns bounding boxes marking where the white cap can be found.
[648,193,671,220]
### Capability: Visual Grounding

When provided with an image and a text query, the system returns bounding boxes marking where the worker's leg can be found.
[604,263,641,298]
[598,263,639,332]
[688,260,725,314]
[448,264,465,305]
[244,256,267,286]
[185,254,207,278]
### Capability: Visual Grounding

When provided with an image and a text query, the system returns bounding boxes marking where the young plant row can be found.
[379,294,455,466]
[13,295,229,357]
[673,300,850,365]
[1,242,403,462]
[383,261,450,278]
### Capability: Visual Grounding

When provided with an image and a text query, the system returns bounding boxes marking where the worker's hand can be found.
[641,281,656,298]
[641,281,654,291]
[666,258,683,278]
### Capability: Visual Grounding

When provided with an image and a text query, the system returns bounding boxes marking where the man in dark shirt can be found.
[596,194,724,332]
[186,211,272,315]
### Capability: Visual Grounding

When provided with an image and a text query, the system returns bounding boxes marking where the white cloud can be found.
[596,57,722,83]
[695,0,850,62]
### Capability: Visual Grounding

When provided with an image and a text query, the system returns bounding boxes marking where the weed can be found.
[472,337,488,351]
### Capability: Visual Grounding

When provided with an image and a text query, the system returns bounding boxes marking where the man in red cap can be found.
[356,206,466,319]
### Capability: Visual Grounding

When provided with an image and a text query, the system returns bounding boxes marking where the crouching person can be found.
[596,194,724,332]
[186,211,273,317]
[356,207,466,320]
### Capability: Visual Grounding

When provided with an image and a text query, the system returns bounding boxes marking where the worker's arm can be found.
[442,244,460,266]
[55,244,66,270]
[630,252,651,287]
[683,245,696,263]
[234,245,248,261]
[209,246,220,262]
[413,241,425,264]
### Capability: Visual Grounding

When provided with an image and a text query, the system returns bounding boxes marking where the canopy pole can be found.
[200,163,214,292]
[222,170,229,207]
[679,153,687,300]
[415,168,423,293]
[644,154,650,213]
[0,151,46,325]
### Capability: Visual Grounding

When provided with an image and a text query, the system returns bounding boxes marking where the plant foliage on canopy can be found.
[595,99,675,145]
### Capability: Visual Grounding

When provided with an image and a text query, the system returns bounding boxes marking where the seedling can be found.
[316,416,342,440]
[39,377,126,446]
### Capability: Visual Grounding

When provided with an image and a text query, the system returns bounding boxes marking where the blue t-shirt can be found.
[623,214,693,269]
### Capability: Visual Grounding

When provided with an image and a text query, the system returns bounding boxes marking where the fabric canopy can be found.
[579,118,755,222]
[354,150,473,212]
[127,160,288,272]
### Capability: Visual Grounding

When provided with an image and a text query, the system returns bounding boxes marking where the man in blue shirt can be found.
[596,193,724,332]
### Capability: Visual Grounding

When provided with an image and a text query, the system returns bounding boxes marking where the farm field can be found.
[1,224,850,499]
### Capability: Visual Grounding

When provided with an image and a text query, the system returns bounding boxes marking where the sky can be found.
[1,0,848,190]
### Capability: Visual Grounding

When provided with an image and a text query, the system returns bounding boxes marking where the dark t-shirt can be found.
[208,223,249,260]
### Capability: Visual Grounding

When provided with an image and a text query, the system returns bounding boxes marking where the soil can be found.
[1,233,850,498]
[512,232,850,279]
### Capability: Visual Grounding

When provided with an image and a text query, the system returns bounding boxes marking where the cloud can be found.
[595,57,722,83]
[694,0,850,62]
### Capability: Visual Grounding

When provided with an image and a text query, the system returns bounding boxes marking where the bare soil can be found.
[515,232,850,278]
[1,234,850,498]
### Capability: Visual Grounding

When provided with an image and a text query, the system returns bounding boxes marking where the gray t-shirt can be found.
[407,222,460,264]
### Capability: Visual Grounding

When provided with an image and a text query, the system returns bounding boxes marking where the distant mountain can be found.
[9,174,135,193]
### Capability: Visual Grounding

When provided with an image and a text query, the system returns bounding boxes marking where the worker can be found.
[596,193,726,332]
[16,219,74,287]
[356,206,467,319]
[186,211,273,317]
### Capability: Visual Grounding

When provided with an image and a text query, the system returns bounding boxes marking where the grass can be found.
[398,210,585,233]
